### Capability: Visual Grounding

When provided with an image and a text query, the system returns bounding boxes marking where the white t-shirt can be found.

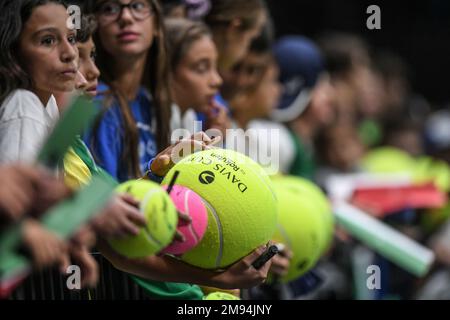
[0,89,59,164]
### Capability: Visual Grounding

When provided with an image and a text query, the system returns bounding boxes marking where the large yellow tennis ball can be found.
[108,180,178,258]
[162,149,278,269]
[271,178,326,283]
[272,175,334,255]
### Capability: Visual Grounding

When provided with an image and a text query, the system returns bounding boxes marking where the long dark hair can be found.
[0,0,66,104]
[89,0,171,178]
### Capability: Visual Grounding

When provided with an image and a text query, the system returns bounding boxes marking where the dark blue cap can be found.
[272,36,325,122]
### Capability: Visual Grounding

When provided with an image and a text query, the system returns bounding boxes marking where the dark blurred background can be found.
[267,0,450,107]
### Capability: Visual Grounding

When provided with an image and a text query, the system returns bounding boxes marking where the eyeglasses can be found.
[96,0,153,24]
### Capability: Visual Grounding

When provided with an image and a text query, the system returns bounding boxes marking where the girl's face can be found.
[172,35,222,113]
[220,11,266,73]
[96,0,156,59]
[18,3,78,101]
[224,51,271,98]
[326,126,365,171]
[250,63,281,118]
[76,38,100,97]
[230,63,281,120]
[309,77,335,127]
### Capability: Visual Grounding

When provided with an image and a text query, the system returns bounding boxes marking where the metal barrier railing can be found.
[9,253,148,300]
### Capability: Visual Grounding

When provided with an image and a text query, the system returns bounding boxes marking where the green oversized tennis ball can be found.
[272,175,334,254]
[271,179,326,283]
[108,180,178,258]
[162,149,278,269]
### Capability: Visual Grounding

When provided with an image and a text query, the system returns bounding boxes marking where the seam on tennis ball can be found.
[277,223,292,249]
[140,189,164,247]
[184,189,201,243]
[201,197,223,268]
[143,224,162,247]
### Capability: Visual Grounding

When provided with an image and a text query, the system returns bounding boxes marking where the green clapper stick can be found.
[0,176,115,295]
[0,94,108,296]
[333,201,435,277]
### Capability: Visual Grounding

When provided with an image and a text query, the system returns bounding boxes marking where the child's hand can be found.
[270,248,293,278]
[91,194,147,239]
[69,226,98,288]
[21,219,69,271]
[150,132,221,177]
[0,165,43,223]
[71,225,96,249]
[206,101,231,140]
[169,211,192,244]
[214,245,274,289]
[30,170,73,218]
[69,244,99,288]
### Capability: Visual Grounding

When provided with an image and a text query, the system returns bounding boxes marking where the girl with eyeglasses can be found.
[0,0,154,289]
[83,0,273,299]
[83,0,171,182]
[85,0,214,180]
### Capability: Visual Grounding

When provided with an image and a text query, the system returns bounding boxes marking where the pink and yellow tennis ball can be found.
[160,185,208,255]
[108,180,178,258]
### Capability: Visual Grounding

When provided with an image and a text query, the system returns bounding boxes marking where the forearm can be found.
[97,239,224,288]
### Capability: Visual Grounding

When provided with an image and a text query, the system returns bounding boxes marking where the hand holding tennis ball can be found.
[160,185,208,256]
[150,132,221,177]
[269,246,293,278]
[91,193,147,239]
[211,244,274,289]
[107,180,178,258]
